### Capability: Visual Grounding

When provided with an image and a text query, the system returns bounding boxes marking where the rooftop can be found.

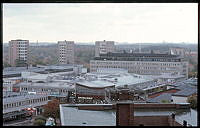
[77,80,114,88]
[3,67,45,76]
[147,93,172,103]
[172,88,197,97]
[60,104,197,126]
[14,81,75,90]
[98,73,153,87]
[60,104,116,126]
[77,72,154,89]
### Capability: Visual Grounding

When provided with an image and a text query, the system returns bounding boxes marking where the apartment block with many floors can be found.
[58,40,75,64]
[95,40,115,57]
[90,52,188,78]
[8,39,29,66]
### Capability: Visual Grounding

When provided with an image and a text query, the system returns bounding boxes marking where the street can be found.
[3,118,34,126]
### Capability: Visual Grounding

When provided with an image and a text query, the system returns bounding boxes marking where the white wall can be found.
[172,96,188,103]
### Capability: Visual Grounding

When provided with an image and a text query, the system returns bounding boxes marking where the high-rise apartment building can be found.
[58,40,75,64]
[95,40,115,57]
[8,39,29,66]
[90,52,188,78]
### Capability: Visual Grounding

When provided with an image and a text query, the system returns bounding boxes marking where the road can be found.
[3,118,34,126]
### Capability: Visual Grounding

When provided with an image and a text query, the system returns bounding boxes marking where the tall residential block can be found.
[58,40,75,64]
[8,39,29,66]
[95,40,115,57]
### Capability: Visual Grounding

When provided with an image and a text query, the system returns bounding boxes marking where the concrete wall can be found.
[113,103,189,109]
[172,96,188,103]
[134,116,169,126]
[78,105,113,111]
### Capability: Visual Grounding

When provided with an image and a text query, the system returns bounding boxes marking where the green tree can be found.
[42,99,60,119]
[15,59,27,67]
[161,100,170,103]
[187,95,197,109]
[33,119,46,126]
[35,115,46,121]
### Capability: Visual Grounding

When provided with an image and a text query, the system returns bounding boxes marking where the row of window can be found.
[21,87,68,93]
[3,97,48,109]
[91,65,179,70]
[93,61,181,66]
[97,57,181,62]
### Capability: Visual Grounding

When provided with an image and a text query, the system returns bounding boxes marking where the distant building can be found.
[8,39,29,66]
[90,52,188,78]
[169,47,186,58]
[58,40,75,64]
[95,40,115,57]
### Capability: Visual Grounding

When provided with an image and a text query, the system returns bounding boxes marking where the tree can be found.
[161,100,170,103]
[3,61,11,68]
[15,59,27,67]
[42,99,60,119]
[35,115,46,121]
[187,95,197,109]
[33,119,46,126]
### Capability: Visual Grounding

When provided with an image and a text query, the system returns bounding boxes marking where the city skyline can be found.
[3,3,198,43]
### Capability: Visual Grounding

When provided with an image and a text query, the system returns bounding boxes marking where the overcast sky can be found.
[3,3,198,43]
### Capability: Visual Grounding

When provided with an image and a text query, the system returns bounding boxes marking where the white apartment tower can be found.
[58,40,75,64]
[95,40,115,57]
[8,39,29,66]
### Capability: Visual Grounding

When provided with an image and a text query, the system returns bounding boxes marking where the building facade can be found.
[8,39,29,66]
[169,47,186,58]
[95,40,115,57]
[3,92,48,122]
[90,53,188,78]
[58,40,75,64]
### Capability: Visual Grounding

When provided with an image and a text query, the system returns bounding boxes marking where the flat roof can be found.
[14,81,75,89]
[3,67,45,76]
[172,88,197,97]
[60,104,197,126]
[76,80,114,88]
[91,73,154,87]
[60,104,116,126]
[147,93,172,103]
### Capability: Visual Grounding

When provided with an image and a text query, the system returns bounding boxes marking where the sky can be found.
[3,3,198,44]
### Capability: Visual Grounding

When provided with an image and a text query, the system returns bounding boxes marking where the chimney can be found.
[116,102,134,126]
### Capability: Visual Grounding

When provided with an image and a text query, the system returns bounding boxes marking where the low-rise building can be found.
[171,88,197,103]
[3,92,48,122]
[13,81,74,103]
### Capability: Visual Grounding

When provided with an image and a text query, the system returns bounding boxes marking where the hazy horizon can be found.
[3,3,198,43]
[3,41,198,45]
